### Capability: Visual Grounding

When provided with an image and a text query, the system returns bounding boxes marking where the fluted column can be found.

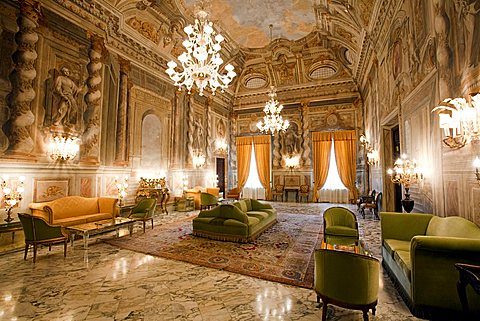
[301,101,311,167]
[114,57,130,165]
[186,93,194,166]
[206,97,213,167]
[81,34,104,164]
[4,0,40,154]
[434,0,453,98]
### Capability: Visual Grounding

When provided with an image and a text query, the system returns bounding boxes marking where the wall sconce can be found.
[215,138,228,155]
[1,175,25,223]
[49,135,80,161]
[182,175,189,194]
[387,154,423,213]
[473,157,480,183]
[284,154,300,170]
[359,134,379,166]
[114,176,129,206]
[432,93,480,149]
[192,150,206,168]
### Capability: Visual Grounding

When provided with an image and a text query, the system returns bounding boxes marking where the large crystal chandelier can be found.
[256,86,290,134]
[48,135,80,161]
[165,9,236,96]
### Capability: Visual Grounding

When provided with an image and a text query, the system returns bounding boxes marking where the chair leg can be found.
[49,244,52,251]
[371,306,376,315]
[33,244,37,263]
[321,301,328,321]
[361,208,365,219]
[151,218,154,229]
[316,294,320,303]
[143,221,146,233]
[362,309,369,321]
[24,244,29,260]
[64,239,67,258]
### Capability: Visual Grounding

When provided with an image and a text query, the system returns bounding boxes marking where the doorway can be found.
[216,158,226,196]
[392,126,402,212]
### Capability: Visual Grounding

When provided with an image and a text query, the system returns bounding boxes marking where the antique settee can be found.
[192,199,277,242]
[380,212,480,317]
[29,196,118,227]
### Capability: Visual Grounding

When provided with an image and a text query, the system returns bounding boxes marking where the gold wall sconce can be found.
[1,175,25,223]
[359,134,379,166]
[49,135,80,161]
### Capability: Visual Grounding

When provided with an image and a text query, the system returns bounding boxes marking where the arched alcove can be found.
[141,113,162,168]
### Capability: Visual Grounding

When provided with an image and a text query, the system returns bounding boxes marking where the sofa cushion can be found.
[325,226,358,237]
[86,213,113,223]
[244,199,252,211]
[247,211,269,220]
[383,239,411,257]
[393,250,412,281]
[247,216,260,226]
[55,215,90,227]
[258,208,276,217]
[426,216,480,239]
[234,200,248,213]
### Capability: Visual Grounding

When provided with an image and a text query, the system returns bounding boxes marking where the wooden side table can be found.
[0,221,23,242]
[455,263,480,317]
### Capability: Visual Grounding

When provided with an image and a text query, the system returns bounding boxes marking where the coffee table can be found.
[66,217,135,249]
[320,239,371,256]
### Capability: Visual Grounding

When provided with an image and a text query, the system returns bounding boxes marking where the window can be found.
[244,144,263,188]
[323,140,347,190]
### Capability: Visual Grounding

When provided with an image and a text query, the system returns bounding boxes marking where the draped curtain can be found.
[333,130,358,202]
[253,135,272,200]
[312,132,332,202]
[236,136,253,190]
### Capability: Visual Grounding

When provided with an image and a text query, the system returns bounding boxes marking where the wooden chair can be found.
[299,184,310,202]
[356,190,376,213]
[226,187,241,200]
[272,184,284,202]
[360,192,382,220]
[18,213,68,263]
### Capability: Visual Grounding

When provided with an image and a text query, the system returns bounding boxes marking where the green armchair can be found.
[18,213,68,263]
[323,207,359,246]
[314,249,380,321]
[200,192,218,210]
[128,198,157,233]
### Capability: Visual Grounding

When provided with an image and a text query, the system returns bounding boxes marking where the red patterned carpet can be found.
[105,211,323,288]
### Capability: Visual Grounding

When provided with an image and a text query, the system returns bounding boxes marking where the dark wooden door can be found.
[216,158,226,195]
[392,126,403,212]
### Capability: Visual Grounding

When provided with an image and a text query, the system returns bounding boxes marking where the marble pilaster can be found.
[301,101,311,168]
[114,57,130,165]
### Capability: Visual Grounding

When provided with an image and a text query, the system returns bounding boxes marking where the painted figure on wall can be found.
[52,67,82,128]
[193,118,205,150]
[392,40,402,79]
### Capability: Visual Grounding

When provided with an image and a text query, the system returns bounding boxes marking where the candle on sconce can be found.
[473,157,480,182]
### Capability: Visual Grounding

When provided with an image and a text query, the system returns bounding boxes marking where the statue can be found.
[283,122,301,155]
[52,67,81,128]
[193,118,205,150]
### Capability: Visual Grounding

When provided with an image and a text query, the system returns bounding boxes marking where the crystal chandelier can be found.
[49,135,80,161]
[432,93,480,149]
[256,86,290,134]
[165,9,236,96]
[215,138,228,155]
[114,176,129,206]
[192,150,206,168]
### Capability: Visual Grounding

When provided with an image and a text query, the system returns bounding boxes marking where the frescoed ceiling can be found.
[182,0,318,48]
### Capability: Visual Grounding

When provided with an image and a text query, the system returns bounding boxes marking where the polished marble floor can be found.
[0,203,423,321]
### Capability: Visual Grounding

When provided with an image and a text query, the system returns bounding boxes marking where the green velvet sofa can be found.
[192,199,277,242]
[380,212,480,317]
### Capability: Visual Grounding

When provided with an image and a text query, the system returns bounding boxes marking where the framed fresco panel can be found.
[284,175,300,187]
[34,178,70,202]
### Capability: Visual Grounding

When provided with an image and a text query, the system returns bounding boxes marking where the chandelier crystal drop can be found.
[165,9,236,96]
[256,86,290,135]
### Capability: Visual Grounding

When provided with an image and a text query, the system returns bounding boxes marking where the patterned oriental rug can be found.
[105,212,323,288]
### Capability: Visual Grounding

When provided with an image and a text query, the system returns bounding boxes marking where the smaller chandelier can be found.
[192,150,206,168]
[284,154,300,170]
[49,135,80,161]
[165,9,236,96]
[359,134,379,166]
[257,87,290,135]
[1,175,25,223]
[432,93,480,149]
[215,138,228,155]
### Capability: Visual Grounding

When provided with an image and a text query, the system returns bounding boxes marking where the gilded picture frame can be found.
[33,178,70,202]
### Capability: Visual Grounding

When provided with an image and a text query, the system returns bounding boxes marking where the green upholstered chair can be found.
[18,213,68,263]
[200,192,218,210]
[323,207,359,246]
[128,198,157,233]
[314,249,380,321]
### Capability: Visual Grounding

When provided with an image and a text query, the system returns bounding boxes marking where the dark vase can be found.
[401,188,414,213]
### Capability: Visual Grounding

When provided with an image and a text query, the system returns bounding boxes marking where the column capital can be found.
[118,56,131,74]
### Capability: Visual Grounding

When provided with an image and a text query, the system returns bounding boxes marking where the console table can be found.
[284,187,299,202]
[0,221,22,242]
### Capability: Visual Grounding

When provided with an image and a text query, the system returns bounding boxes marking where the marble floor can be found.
[0,203,423,321]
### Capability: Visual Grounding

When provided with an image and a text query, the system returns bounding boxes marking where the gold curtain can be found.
[236,136,253,190]
[333,130,358,202]
[312,132,332,202]
[253,135,272,200]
